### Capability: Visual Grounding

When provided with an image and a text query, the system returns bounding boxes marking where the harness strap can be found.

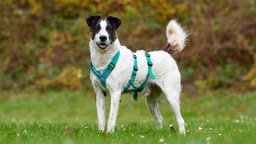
[123,54,139,100]
[130,55,138,85]
[123,52,156,101]
[146,53,156,80]
[90,50,120,88]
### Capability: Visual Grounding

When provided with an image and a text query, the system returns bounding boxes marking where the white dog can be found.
[86,16,187,134]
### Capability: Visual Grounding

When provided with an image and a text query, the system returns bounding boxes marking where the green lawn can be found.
[0,89,255,144]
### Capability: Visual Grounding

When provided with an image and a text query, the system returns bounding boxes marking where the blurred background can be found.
[0,0,255,94]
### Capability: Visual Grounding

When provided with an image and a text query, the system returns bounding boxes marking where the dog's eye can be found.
[94,26,100,32]
[106,26,113,32]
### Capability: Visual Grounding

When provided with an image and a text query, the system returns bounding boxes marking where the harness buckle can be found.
[134,65,138,71]
[147,61,153,66]
[108,62,115,70]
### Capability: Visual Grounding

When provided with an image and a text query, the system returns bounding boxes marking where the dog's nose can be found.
[99,36,107,41]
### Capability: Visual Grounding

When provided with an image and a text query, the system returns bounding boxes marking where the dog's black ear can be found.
[86,16,101,27]
[107,16,121,29]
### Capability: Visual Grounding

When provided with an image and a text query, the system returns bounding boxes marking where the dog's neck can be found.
[90,39,120,71]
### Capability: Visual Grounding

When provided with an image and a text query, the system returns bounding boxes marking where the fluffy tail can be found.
[166,20,187,52]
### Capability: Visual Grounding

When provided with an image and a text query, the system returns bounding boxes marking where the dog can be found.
[86,16,187,134]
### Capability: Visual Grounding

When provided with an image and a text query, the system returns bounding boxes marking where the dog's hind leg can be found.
[160,83,185,134]
[145,87,163,129]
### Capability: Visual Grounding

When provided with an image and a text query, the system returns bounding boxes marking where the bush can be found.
[0,0,255,92]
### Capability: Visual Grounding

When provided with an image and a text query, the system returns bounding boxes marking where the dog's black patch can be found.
[106,16,121,30]
[86,16,101,28]
[91,23,101,40]
[106,16,121,43]
[86,16,101,40]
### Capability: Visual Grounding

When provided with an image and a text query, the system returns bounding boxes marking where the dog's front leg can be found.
[107,90,121,133]
[95,90,106,132]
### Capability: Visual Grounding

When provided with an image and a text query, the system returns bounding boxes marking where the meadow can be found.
[0,90,255,144]
[1,1,255,143]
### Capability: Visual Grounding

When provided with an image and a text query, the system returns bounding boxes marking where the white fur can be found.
[166,20,187,52]
[89,19,186,134]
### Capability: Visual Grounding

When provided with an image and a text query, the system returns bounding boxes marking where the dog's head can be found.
[86,16,121,50]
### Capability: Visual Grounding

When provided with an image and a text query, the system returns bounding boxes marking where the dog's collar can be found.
[90,50,120,88]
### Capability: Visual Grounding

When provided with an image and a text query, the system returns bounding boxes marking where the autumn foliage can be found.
[0,0,255,92]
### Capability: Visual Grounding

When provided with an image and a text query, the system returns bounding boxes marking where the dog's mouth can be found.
[97,43,108,49]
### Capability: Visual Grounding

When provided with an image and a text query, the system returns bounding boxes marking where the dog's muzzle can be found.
[97,36,109,49]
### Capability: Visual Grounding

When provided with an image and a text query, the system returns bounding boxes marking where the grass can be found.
[0,89,255,144]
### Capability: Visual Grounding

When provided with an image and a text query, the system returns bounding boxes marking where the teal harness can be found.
[90,50,156,101]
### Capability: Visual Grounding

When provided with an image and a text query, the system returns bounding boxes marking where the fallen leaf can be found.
[101,132,110,136]
[64,127,73,135]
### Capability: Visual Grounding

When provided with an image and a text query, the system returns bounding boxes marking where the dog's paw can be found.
[106,127,115,133]
[98,126,105,132]
[179,129,186,135]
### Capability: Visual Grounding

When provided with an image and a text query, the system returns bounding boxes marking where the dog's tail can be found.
[166,20,187,53]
